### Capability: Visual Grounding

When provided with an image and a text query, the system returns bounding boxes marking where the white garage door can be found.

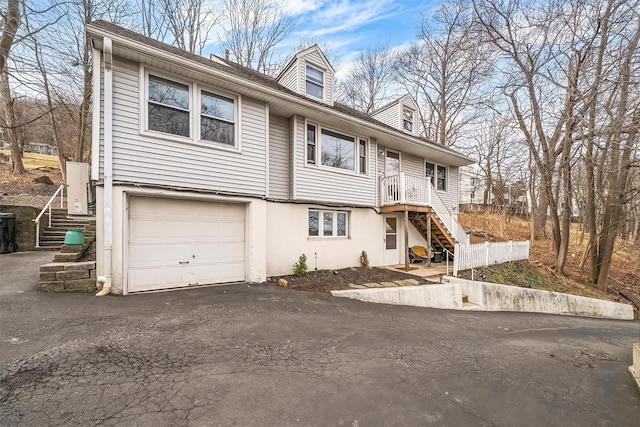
[128,197,245,292]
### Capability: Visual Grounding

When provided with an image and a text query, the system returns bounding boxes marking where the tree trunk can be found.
[0,69,25,174]
[0,0,24,174]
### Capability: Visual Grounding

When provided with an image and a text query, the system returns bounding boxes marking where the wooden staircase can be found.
[408,211,455,253]
[35,209,96,251]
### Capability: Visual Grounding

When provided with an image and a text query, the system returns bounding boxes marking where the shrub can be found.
[292,254,308,276]
[359,250,369,268]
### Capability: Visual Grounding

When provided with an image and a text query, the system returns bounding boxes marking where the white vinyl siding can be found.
[371,104,399,129]
[440,166,459,212]
[402,152,424,177]
[294,118,376,206]
[269,115,290,199]
[277,64,297,92]
[106,58,267,196]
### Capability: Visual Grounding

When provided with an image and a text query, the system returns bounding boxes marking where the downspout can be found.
[96,37,113,296]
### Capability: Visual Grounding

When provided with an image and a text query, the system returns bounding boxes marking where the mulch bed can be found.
[271,267,430,293]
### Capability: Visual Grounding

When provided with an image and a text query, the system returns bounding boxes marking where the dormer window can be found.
[402,108,414,132]
[306,65,324,99]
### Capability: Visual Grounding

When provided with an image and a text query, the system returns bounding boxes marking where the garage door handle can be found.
[179,261,190,265]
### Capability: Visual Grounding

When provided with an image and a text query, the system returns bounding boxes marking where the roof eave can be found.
[86,23,474,167]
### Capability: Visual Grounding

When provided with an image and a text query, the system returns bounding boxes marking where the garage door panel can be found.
[128,197,245,293]
[129,265,195,291]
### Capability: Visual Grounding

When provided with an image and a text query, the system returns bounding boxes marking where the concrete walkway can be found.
[386,262,452,280]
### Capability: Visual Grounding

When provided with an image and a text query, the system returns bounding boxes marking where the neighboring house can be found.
[86,21,474,295]
[24,142,58,156]
[459,166,488,210]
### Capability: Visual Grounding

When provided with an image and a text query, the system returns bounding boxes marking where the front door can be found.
[385,150,400,176]
[383,215,400,265]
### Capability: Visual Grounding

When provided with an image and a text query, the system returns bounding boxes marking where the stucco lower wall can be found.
[448,276,634,320]
[266,203,385,276]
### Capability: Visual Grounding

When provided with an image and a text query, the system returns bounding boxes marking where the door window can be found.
[385,217,397,250]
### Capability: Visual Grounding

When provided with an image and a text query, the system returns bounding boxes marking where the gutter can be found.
[85,24,474,167]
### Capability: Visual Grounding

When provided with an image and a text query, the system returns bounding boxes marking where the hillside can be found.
[0,152,64,208]
[458,211,639,317]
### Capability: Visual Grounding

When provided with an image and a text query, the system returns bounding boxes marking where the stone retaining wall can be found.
[39,261,97,292]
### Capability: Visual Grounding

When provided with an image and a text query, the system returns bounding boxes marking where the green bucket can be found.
[64,228,85,245]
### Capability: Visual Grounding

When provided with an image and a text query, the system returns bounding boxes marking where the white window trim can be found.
[141,69,193,142]
[425,161,448,193]
[402,107,414,133]
[305,62,325,101]
[139,66,242,153]
[305,119,369,177]
[307,209,350,239]
[197,85,242,152]
[385,149,401,176]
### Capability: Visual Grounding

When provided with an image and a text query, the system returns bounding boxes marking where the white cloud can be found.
[294,0,404,39]
[277,0,326,16]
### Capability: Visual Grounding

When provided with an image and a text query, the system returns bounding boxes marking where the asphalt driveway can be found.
[1,251,639,426]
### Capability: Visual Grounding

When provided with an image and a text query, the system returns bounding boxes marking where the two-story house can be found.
[86,21,474,295]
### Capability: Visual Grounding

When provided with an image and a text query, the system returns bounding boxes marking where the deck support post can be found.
[426,214,432,267]
[404,209,409,271]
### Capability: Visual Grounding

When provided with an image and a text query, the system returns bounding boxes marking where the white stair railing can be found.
[34,185,65,248]
[379,172,470,246]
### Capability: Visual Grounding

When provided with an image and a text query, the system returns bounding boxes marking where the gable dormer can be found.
[371,95,419,137]
[276,45,335,106]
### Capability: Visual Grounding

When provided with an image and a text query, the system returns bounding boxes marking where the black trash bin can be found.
[0,213,18,254]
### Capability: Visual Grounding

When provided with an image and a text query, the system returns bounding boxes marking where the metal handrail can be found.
[33,185,65,248]
[442,247,454,276]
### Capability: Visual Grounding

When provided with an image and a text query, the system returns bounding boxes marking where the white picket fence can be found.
[453,240,530,276]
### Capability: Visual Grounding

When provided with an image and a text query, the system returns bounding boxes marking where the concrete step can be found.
[35,245,61,251]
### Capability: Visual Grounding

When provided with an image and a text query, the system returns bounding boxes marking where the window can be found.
[306,65,324,99]
[145,72,241,149]
[359,139,367,174]
[402,108,413,132]
[426,162,447,191]
[425,162,435,185]
[307,122,368,175]
[201,91,235,145]
[437,165,447,191]
[308,209,348,237]
[308,210,319,236]
[321,129,355,171]
[307,124,316,163]
[148,75,190,137]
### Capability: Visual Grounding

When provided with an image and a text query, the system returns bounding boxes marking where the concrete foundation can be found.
[447,276,634,320]
[332,284,463,310]
[332,277,634,320]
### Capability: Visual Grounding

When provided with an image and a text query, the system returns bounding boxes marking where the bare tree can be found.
[473,0,640,289]
[337,42,394,114]
[220,0,295,75]
[158,0,221,55]
[21,3,67,178]
[0,0,25,174]
[395,0,492,147]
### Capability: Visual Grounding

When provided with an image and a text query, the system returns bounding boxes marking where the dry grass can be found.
[458,211,640,313]
[0,150,60,169]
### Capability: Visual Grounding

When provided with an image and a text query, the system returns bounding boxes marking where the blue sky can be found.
[207,0,444,77]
